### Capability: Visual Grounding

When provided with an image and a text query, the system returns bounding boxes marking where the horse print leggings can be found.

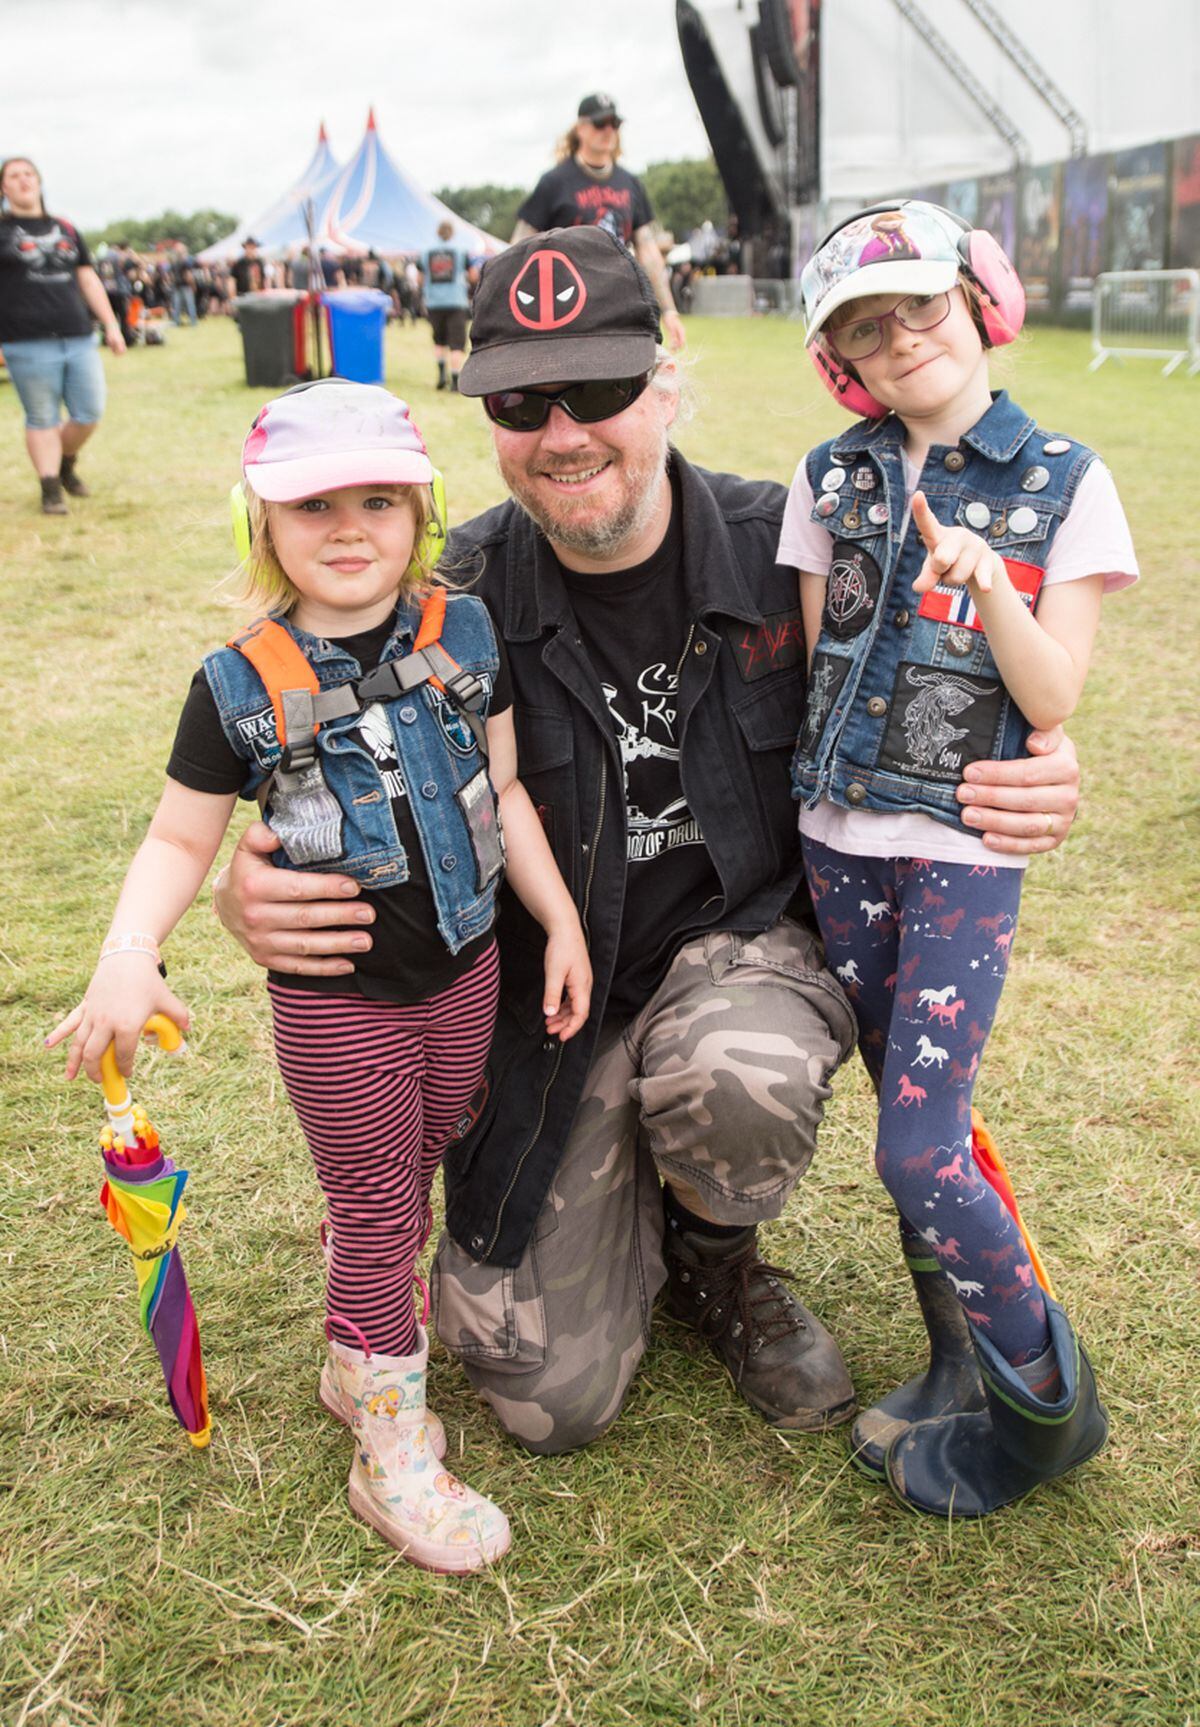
[803,837,1050,1366]
[269,940,500,1358]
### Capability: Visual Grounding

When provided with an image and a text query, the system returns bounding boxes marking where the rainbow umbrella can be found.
[97,1015,211,1447]
[971,1108,1056,1298]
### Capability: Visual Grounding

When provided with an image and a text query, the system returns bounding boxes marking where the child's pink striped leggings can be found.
[268,940,500,1357]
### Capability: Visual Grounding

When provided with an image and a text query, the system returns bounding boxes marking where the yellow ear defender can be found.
[230,467,447,575]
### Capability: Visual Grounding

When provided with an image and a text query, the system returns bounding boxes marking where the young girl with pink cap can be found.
[49,379,592,1571]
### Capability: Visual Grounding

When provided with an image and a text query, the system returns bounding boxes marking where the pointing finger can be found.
[910,491,943,554]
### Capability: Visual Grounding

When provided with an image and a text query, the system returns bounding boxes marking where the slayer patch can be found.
[726,609,806,682]
[877,663,1007,784]
[798,650,852,756]
[824,542,882,639]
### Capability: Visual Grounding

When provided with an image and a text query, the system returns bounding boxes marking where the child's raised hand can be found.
[911,490,1003,595]
[46,956,190,1084]
[542,921,593,1043]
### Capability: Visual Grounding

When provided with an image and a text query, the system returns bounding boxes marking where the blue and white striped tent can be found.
[320,109,505,260]
[199,126,342,263]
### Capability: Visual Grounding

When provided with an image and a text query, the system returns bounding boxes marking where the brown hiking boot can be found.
[663,1223,856,1430]
[40,477,68,515]
[59,458,90,498]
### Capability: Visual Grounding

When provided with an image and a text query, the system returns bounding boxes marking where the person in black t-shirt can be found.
[47,379,590,1571]
[0,156,125,514]
[514,92,686,351]
[230,237,266,297]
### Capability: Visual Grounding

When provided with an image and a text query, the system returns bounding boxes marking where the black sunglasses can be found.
[482,372,652,433]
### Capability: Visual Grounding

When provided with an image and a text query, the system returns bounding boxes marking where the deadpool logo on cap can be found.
[509,250,588,332]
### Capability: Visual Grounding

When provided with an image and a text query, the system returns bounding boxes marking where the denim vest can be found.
[792,391,1096,827]
[203,591,503,954]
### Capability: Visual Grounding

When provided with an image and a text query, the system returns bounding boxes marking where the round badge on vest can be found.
[817,492,840,518]
[964,502,991,530]
[822,467,846,491]
[1008,505,1039,536]
[1021,465,1050,492]
[1043,439,1071,456]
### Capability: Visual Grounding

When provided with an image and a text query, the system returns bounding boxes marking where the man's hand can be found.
[662,307,687,352]
[212,821,374,975]
[956,728,1080,855]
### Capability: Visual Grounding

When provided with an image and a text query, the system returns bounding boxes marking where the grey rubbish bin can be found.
[235,290,305,388]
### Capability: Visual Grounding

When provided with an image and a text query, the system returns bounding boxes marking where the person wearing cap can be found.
[231,237,265,298]
[213,227,1087,1463]
[48,377,592,1570]
[513,93,686,352]
[780,201,1134,1516]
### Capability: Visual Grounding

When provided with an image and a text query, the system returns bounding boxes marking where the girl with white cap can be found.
[49,379,592,1570]
[780,201,1137,1517]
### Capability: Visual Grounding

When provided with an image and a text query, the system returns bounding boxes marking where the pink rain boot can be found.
[331,1326,510,1572]
[316,1220,446,1461]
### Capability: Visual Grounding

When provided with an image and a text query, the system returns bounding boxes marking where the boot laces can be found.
[687,1247,808,1355]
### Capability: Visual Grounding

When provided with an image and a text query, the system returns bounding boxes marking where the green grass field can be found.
[1,316,1198,1727]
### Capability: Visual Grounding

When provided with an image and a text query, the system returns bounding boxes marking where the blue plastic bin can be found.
[322,288,391,386]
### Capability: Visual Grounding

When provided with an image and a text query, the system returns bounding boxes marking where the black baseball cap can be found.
[458,227,662,396]
[578,92,623,125]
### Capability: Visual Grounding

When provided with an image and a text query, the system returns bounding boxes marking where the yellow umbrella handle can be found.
[100,1015,185,1141]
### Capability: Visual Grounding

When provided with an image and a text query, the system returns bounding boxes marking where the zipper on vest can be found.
[484,755,608,1259]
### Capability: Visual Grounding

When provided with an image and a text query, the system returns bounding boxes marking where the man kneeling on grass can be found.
[215,227,1083,1456]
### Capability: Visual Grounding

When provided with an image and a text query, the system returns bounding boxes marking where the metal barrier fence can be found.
[752,279,804,317]
[1090,270,1200,375]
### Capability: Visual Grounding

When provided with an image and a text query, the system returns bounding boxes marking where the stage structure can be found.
[677,0,1200,313]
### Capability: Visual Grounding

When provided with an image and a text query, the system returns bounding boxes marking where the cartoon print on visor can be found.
[509,250,588,331]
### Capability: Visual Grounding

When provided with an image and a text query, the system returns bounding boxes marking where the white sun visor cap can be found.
[801,202,965,348]
[241,380,433,501]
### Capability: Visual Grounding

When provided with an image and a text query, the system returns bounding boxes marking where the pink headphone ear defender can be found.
[808,203,1026,419]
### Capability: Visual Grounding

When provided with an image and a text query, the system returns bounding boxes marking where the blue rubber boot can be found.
[885,1298,1108,1518]
[850,1244,985,1480]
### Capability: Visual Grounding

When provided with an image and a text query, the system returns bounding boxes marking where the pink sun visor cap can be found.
[801,202,965,348]
[241,380,433,501]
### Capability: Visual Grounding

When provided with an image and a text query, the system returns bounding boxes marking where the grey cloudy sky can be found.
[5,0,712,231]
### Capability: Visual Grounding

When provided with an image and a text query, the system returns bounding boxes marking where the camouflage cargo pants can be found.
[430,916,857,1454]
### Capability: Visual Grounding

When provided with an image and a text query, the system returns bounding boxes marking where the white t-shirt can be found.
[777,453,1139,869]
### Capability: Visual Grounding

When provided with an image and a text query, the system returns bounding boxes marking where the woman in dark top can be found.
[0,157,125,514]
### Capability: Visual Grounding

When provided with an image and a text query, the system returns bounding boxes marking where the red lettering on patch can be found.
[728,610,807,681]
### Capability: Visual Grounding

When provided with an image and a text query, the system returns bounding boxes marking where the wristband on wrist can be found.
[99,932,161,965]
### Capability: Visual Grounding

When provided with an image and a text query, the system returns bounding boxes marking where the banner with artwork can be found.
[1018,165,1062,316]
[1170,134,1200,268]
[977,175,1016,260]
[1060,156,1108,315]
[1108,143,1169,272]
[944,180,980,226]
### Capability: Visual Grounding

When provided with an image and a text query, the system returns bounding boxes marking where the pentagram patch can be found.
[823,542,882,640]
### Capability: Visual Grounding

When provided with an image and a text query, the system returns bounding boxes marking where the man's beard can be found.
[497,427,670,562]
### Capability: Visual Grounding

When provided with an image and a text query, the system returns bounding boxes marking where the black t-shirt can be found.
[0,214,93,343]
[557,473,723,1014]
[517,159,653,248]
[167,616,512,1004]
[231,254,264,296]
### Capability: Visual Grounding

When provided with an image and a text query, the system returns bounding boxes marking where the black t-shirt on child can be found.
[0,214,94,343]
[168,617,512,1004]
[557,472,723,1014]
